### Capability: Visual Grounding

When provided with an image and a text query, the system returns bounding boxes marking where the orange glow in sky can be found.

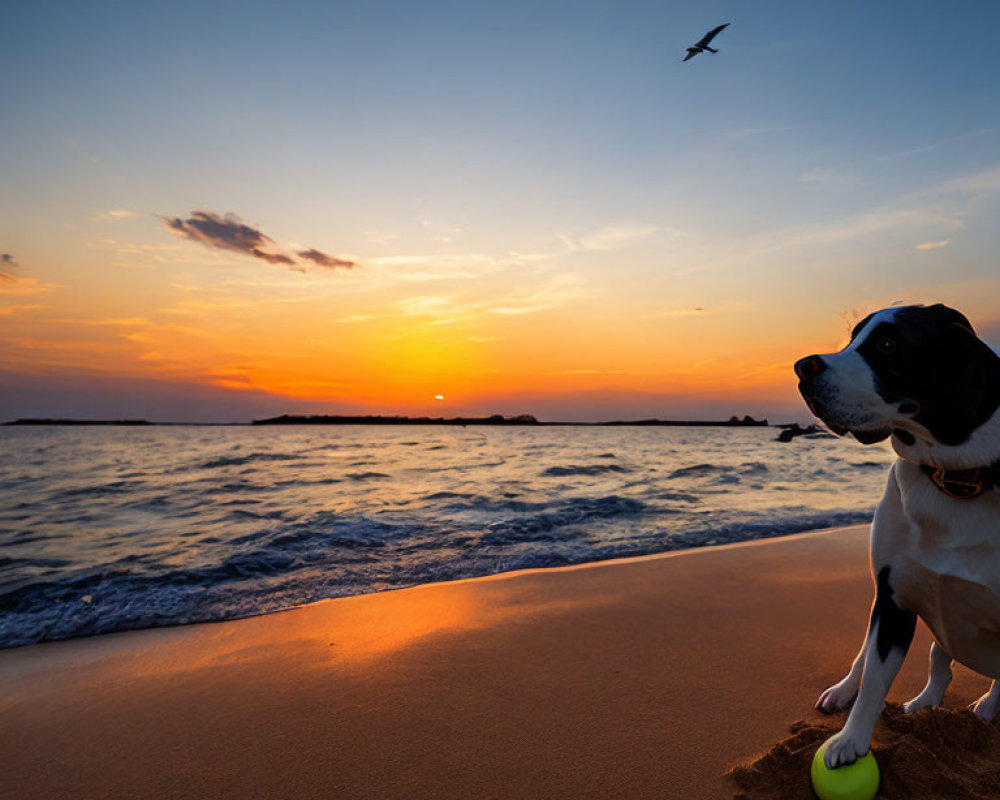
[2,3,1000,422]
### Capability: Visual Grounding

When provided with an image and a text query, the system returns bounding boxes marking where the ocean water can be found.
[0,425,895,648]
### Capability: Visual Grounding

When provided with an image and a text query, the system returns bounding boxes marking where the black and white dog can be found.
[795,303,1000,768]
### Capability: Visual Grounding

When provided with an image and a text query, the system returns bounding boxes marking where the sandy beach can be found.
[1,525,991,800]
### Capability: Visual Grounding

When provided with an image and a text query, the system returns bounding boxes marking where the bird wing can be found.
[682,48,699,61]
[696,23,729,48]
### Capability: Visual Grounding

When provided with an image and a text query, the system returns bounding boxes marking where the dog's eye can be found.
[876,336,896,355]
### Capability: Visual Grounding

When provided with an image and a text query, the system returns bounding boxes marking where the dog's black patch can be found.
[893,429,916,446]
[869,566,916,662]
[853,428,891,444]
[855,304,1000,446]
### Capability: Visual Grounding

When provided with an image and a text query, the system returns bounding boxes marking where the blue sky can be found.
[1,1,999,421]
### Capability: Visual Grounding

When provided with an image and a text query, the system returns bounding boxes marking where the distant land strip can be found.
[3,414,771,427]
[3,418,154,426]
[252,414,770,427]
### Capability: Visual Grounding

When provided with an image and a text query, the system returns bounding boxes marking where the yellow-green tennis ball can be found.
[810,739,880,800]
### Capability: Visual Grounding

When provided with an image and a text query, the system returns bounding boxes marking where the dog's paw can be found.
[969,692,998,721]
[822,729,871,769]
[815,679,858,713]
[902,696,931,714]
[902,689,943,714]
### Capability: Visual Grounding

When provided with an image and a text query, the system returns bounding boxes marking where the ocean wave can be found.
[0,424,894,649]
[200,480,271,494]
[228,509,289,521]
[655,492,701,502]
[667,463,731,479]
[0,503,877,648]
[541,464,630,477]
[479,495,645,545]
[664,510,873,550]
[56,480,146,498]
[273,477,343,488]
[199,452,303,469]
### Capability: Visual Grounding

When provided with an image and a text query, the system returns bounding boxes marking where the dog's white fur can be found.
[802,307,1000,768]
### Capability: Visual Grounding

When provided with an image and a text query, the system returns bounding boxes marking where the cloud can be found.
[504,224,677,266]
[369,253,497,283]
[484,274,590,317]
[906,163,1000,201]
[164,211,295,266]
[380,274,588,327]
[915,239,951,251]
[1,254,19,269]
[661,306,708,318]
[875,129,993,163]
[164,210,360,274]
[362,223,672,289]
[0,304,45,315]
[44,316,154,327]
[696,163,1000,279]
[296,248,357,270]
[574,224,662,251]
[937,166,1000,195]
[90,209,138,222]
[421,217,463,243]
[0,275,58,296]
[365,230,400,245]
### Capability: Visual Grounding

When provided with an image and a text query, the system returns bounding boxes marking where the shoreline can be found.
[0,519,874,651]
[3,524,990,799]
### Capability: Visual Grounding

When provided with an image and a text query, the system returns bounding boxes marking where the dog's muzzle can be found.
[794,355,849,436]
[794,355,826,381]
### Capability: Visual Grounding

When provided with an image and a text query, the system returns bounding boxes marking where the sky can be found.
[2,0,999,422]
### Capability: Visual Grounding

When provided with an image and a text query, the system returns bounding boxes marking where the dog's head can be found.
[795,304,1000,451]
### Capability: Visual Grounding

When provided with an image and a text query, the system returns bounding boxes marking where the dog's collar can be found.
[919,461,1000,500]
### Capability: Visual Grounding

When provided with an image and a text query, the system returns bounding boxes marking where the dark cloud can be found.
[296,248,357,270]
[164,211,295,266]
[251,250,296,265]
[0,254,18,281]
[163,211,359,273]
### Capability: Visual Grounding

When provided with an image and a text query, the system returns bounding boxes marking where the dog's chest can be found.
[892,477,1000,677]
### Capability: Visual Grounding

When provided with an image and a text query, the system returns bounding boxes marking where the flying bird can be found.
[683,23,729,62]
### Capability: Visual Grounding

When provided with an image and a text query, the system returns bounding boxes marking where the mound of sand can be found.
[728,703,1000,799]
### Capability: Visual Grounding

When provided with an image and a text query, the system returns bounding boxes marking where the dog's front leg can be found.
[823,565,916,768]
[902,642,953,713]
[970,680,1000,721]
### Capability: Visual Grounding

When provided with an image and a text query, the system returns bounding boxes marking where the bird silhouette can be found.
[683,23,730,62]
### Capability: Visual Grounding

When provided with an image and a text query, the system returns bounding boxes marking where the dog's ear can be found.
[915,318,1000,445]
[924,303,976,335]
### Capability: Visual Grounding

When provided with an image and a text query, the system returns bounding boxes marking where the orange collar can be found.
[919,462,1000,500]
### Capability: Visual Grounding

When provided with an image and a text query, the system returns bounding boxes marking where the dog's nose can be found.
[794,355,826,381]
